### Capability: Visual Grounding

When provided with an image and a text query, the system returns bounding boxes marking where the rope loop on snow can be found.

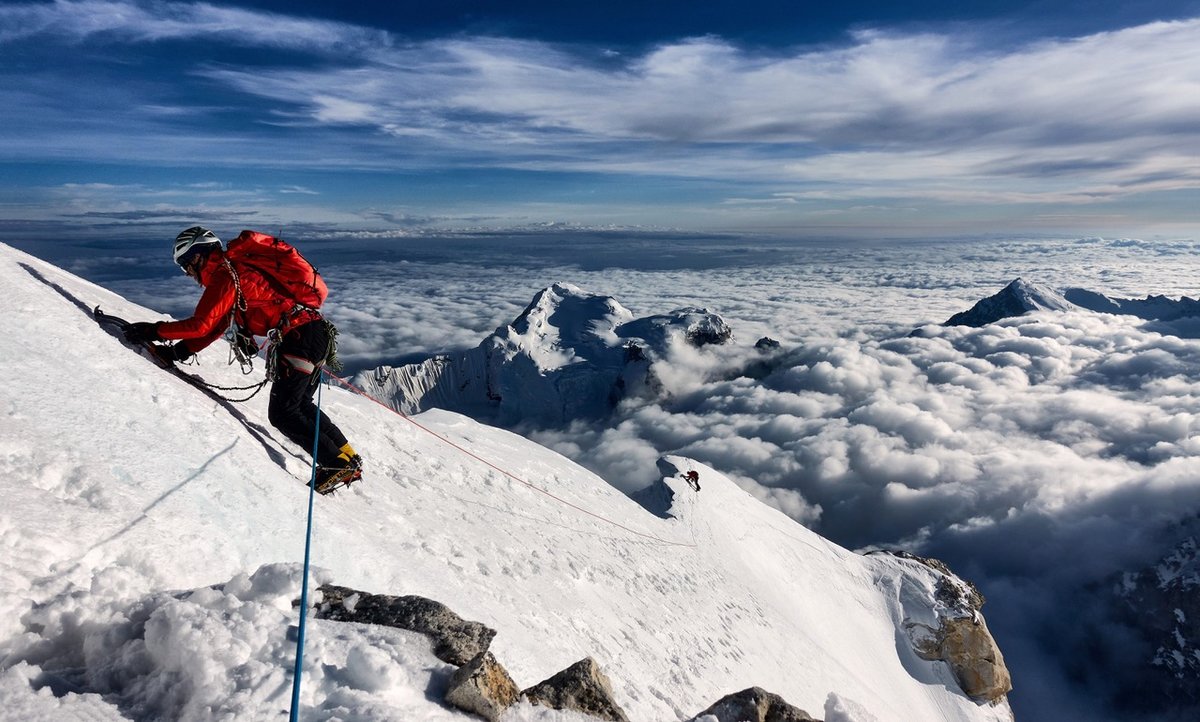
[321,370,697,549]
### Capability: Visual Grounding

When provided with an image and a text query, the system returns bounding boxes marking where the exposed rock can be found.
[689,686,820,722]
[936,615,1011,702]
[444,651,521,722]
[755,336,781,351]
[315,584,495,666]
[868,551,1012,703]
[522,657,630,722]
[1105,534,1200,716]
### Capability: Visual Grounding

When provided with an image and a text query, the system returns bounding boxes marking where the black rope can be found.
[180,371,269,402]
[171,355,269,402]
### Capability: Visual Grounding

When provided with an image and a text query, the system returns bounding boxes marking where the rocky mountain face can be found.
[1106,535,1200,719]
[353,282,732,425]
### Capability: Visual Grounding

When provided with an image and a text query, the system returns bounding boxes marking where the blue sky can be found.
[2,0,1200,243]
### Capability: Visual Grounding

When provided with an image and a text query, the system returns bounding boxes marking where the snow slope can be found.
[0,243,1011,722]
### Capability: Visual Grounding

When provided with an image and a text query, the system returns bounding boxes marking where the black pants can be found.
[268,319,349,467]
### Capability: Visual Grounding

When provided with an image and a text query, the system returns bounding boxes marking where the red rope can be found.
[322,371,696,549]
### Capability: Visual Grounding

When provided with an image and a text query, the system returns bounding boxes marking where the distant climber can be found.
[685,470,701,491]
[123,227,362,493]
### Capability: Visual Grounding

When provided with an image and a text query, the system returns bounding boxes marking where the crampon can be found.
[314,466,363,495]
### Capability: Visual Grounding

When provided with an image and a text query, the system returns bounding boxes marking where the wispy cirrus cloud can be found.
[195,19,1200,201]
[0,0,388,51]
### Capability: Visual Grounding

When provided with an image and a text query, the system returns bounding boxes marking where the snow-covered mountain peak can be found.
[506,282,634,368]
[617,305,733,348]
[1002,277,1072,310]
[944,277,1200,328]
[356,284,731,424]
[945,278,1072,327]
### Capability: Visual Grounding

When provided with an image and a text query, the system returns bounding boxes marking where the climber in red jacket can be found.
[124,226,362,493]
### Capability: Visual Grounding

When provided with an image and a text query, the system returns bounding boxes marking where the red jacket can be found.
[157,249,320,352]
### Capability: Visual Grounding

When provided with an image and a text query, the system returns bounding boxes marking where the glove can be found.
[166,342,195,363]
[124,321,162,344]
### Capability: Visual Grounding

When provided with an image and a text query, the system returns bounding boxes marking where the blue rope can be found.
[290,374,323,722]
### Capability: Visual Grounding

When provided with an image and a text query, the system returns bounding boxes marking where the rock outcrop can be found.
[928,616,1011,703]
[315,584,495,666]
[522,657,630,722]
[444,651,521,722]
[869,551,1012,703]
[690,686,820,722]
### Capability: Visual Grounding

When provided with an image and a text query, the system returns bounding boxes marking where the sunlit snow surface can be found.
[0,245,1015,721]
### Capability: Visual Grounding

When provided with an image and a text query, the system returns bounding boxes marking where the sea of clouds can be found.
[85,233,1200,719]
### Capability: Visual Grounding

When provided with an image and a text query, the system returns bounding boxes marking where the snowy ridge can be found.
[354,282,732,425]
[0,243,1010,721]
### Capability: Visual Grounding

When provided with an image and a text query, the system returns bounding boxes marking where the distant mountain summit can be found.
[944,278,1073,327]
[354,282,732,424]
[944,278,1200,327]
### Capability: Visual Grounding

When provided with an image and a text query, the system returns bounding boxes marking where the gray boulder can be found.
[690,687,820,722]
[315,584,495,666]
[522,657,630,722]
[445,651,521,722]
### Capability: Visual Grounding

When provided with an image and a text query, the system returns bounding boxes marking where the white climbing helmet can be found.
[173,226,222,268]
